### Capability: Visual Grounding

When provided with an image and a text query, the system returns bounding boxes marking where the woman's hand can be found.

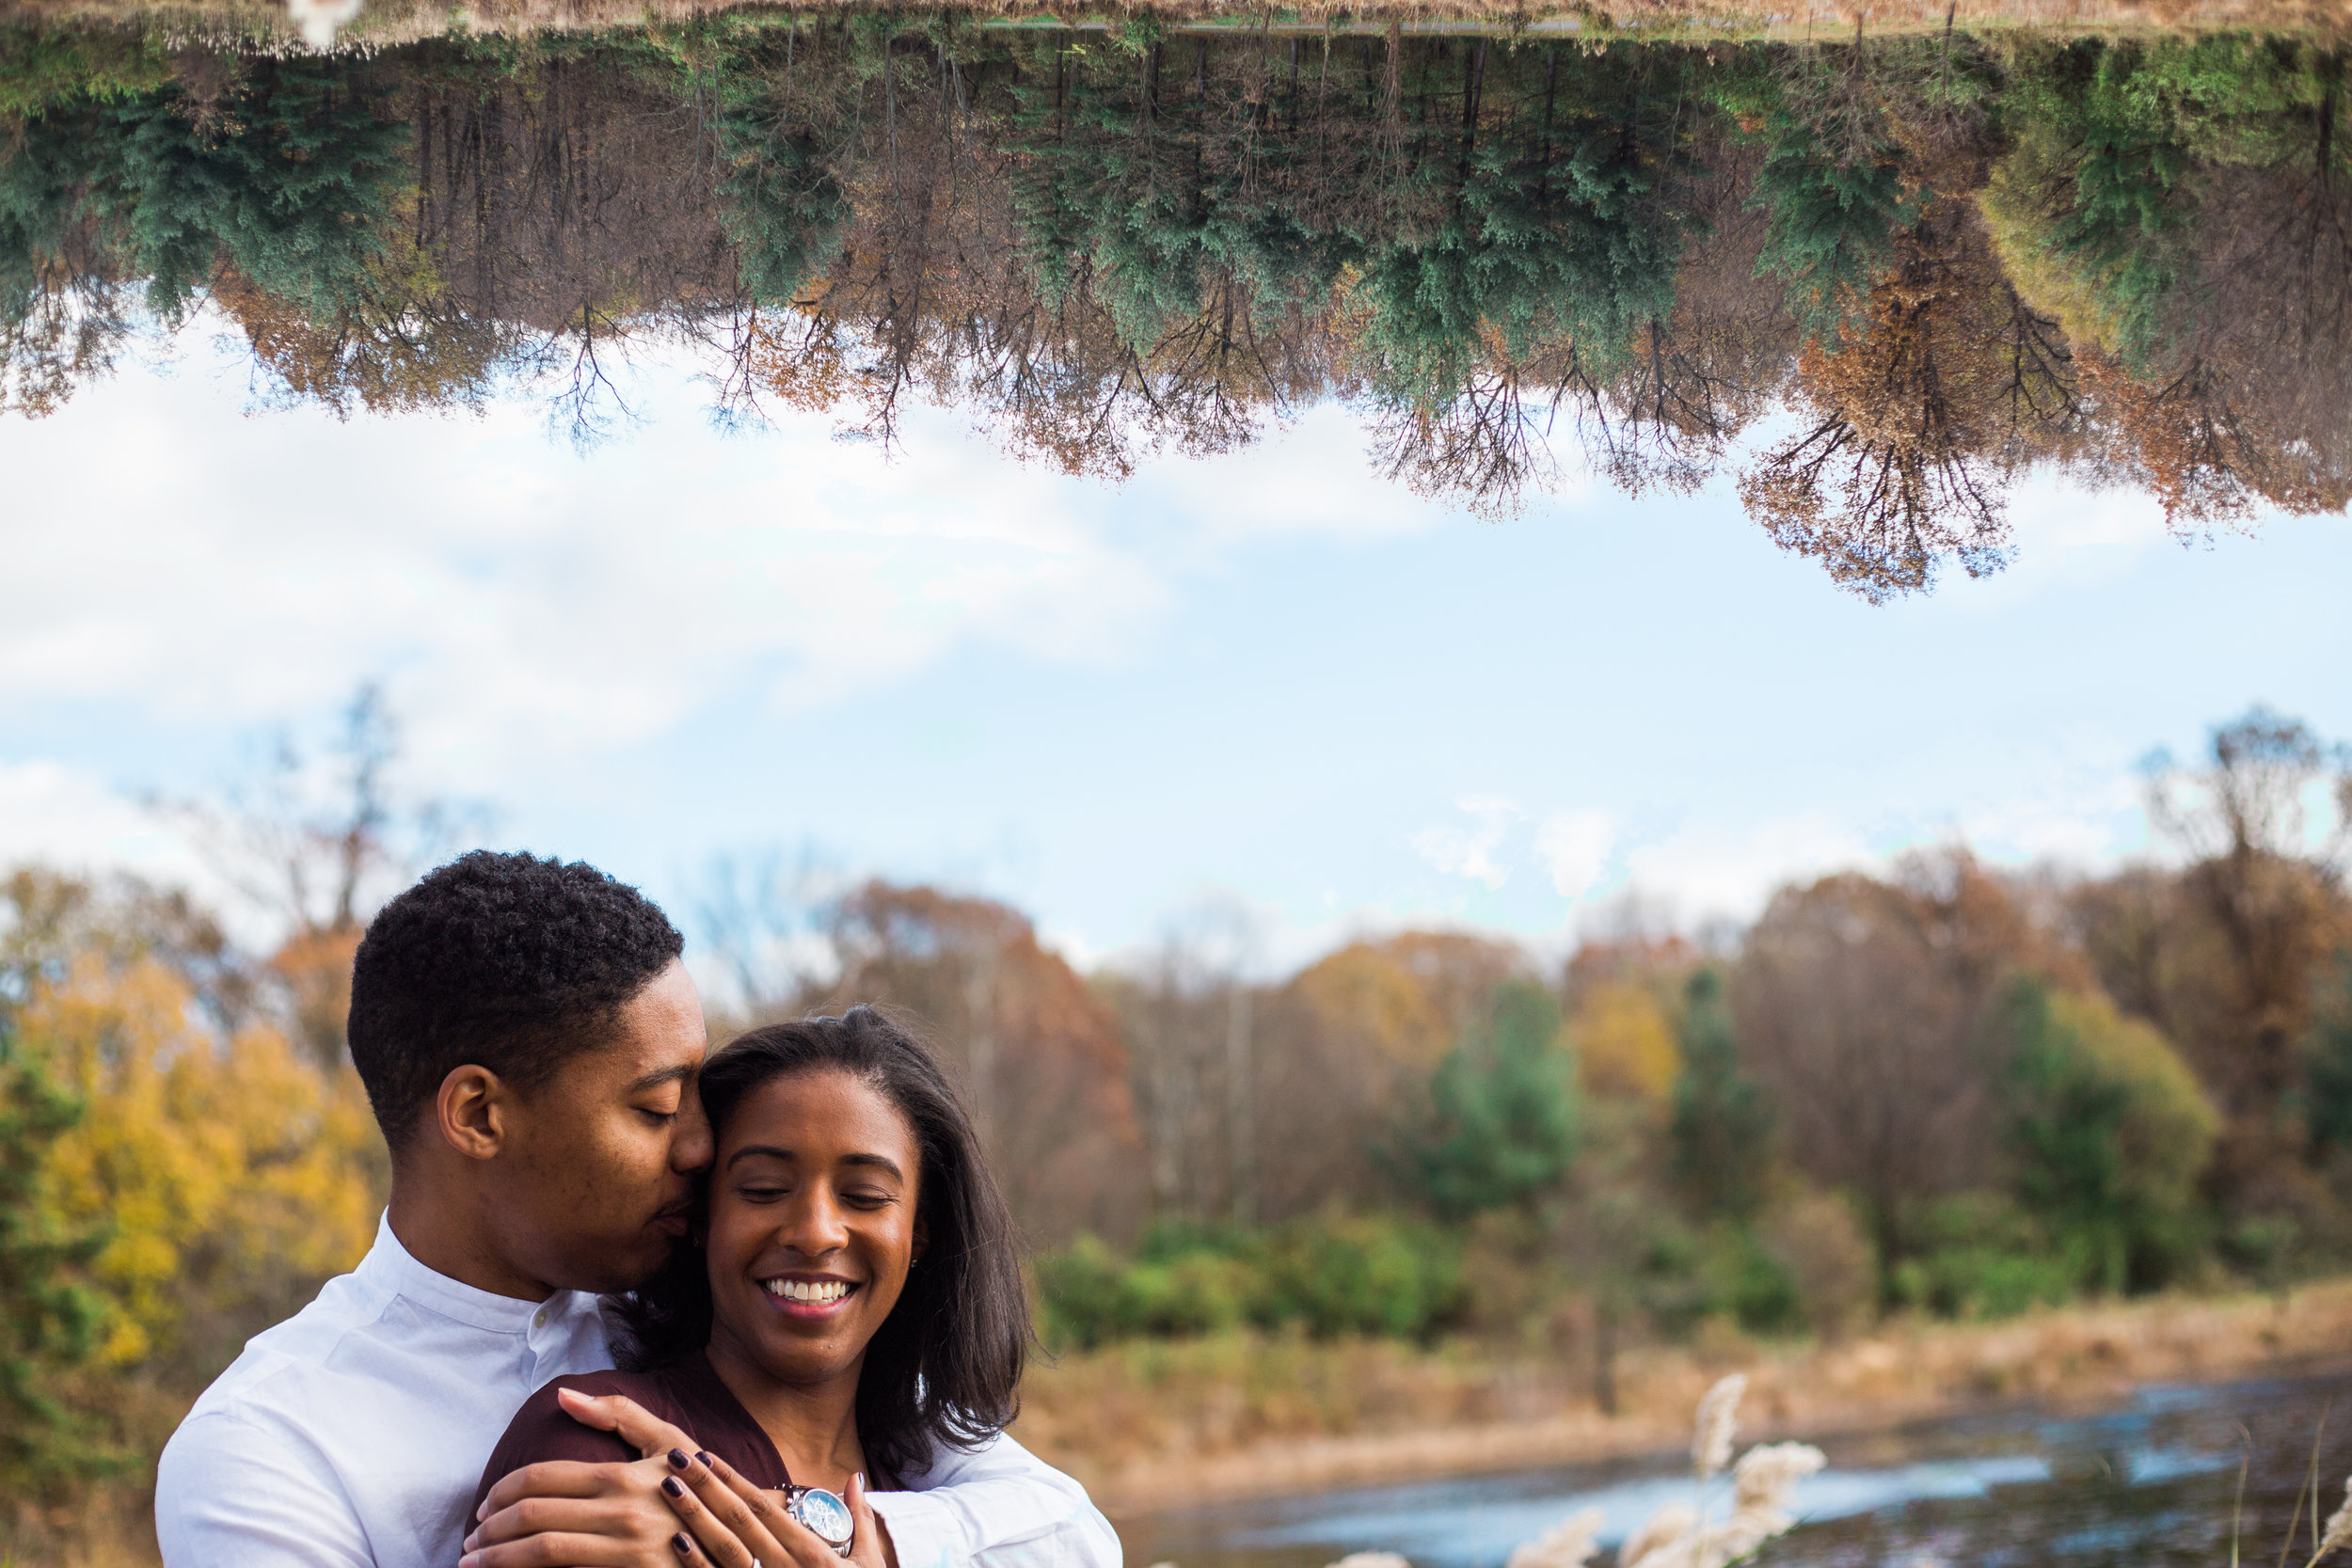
[659,1452,898,1568]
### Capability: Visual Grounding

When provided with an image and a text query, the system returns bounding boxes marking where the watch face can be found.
[794,1487,855,1547]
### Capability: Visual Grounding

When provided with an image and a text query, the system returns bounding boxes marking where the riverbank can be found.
[1,0,2344,51]
[1013,1279,2352,1518]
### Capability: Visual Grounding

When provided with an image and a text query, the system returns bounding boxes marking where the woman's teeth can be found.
[765,1278,853,1304]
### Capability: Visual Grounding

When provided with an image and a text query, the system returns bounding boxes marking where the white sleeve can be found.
[866,1431,1120,1568]
[155,1407,377,1568]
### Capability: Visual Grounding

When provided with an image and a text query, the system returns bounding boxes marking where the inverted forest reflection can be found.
[6,20,2348,596]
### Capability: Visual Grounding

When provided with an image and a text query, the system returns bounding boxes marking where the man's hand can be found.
[461,1453,685,1568]
[459,1391,760,1568]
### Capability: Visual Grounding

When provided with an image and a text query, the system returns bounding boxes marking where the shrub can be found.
[1033,1212,1467,1350]
[1253,1212,1466,1340]
[1892,1195,2076,1320]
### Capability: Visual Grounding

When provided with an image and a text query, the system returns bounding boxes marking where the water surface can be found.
[1121,1370,2352,1568]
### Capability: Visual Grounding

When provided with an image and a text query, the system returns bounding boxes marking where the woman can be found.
[472,1006,1037,1566]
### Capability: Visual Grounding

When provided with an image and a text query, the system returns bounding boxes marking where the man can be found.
[156,851,1116,1568]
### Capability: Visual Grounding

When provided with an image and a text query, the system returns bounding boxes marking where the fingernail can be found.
[662,1476,685,1498]
[475,1501,489,1522]
[695,1450,716,1468]
[668,1448,691,1470]
[463,1530,479,1551]
[672,1533,695,1558]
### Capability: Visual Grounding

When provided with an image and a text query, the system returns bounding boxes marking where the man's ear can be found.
[435,1064,512,1161]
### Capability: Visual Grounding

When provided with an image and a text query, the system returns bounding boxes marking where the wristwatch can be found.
[779,1484,856,1558]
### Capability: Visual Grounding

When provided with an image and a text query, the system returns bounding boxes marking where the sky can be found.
[5,318,2349,975]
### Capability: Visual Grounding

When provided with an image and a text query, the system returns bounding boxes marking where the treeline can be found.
[3,21,2347,594]
[2,705,2348,1514]
[763,710,2352,1374]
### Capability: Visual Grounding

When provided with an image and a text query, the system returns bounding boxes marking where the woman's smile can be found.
[759,1275,863,1317]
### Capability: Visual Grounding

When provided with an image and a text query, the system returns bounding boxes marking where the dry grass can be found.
[0,1495,167,1568]
[1015,1279,2352,1516]
[1,0,2346,53]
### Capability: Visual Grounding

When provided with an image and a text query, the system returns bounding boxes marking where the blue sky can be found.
[5,322,2347,973]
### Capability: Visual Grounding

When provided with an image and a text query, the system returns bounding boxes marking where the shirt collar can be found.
[355,1210,596,1335]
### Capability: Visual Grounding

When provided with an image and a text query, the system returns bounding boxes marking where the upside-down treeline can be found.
[2,20,2346,595]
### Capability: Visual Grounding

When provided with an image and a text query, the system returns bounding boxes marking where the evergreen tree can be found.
[0,1024,108,1495]
[104,57,410,319]
[1668,968,1775,1221]
[1395,978,1581,1218]
[1998,978,2217,1294]
[2301,956,2352,1161]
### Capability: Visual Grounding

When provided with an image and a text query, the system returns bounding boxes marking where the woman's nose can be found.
[785,1188,852,1254]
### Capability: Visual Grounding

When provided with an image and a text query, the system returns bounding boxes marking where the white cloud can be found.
[1534,810,1615,898]
[1410,795,1519,889]
[0,759,235,901]
[1619,814,1880,924]
[0,330,1486,795]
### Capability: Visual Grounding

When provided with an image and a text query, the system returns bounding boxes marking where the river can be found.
[1121,1370,2352,1568]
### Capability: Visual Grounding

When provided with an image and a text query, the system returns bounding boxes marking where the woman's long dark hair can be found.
[611,1006,1030,1482]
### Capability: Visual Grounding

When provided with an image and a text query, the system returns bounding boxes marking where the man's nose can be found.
[669,1086,714,1174]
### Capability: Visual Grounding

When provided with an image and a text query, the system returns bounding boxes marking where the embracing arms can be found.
[465,1390,1121,1568]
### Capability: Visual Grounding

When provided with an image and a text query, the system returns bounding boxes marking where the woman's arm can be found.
[469,1376,641,1518]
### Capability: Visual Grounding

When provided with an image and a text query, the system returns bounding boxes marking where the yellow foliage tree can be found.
[18,956,382,1376]
[1572,981,1681,1106]
[1288,942,1450,1070]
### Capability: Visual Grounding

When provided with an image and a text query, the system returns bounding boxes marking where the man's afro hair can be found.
[347,850,685,1148]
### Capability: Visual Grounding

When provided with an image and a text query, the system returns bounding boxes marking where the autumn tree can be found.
[1733,854,2049,1280]
[1097,903,1263,1227]
[1250,939,1451,1221]
[2067,710,2352,1237]
[814,881,1147,1243]
[0,865,381,1496]
[1741,202,2081,601]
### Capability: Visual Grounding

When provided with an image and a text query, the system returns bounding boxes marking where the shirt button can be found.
[533,1308,548,1330]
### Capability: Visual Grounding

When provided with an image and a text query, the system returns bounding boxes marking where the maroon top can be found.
[472,1351,793,1517]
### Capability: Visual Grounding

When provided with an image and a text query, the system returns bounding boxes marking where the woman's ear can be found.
[911,1210,929,1266]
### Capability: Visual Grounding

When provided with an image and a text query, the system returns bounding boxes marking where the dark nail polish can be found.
[672,1532,694,1558]
[695,1450,716,1468]
[668,1449,691,1470]
[662,1476,685,1498]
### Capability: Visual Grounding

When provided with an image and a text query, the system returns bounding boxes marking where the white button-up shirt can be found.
[156,1215,1119,1568]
